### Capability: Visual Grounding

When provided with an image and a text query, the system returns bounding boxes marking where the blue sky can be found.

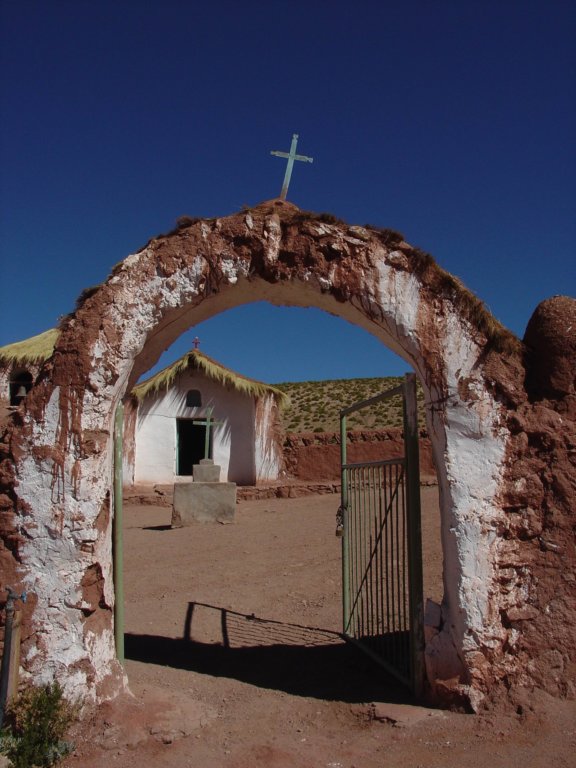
[1,1,574,383]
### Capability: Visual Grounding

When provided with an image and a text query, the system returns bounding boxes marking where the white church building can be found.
[124,348,288,486]
[0,332,288,487]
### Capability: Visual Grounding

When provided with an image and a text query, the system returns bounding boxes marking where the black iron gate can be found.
[339,373,424,695]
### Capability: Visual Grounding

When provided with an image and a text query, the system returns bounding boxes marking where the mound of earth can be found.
[524,295,576,400]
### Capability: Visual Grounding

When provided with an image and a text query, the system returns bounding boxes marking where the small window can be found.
[186,389,202,407]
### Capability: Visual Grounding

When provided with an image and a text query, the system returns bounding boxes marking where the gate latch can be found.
[335,505,346,537]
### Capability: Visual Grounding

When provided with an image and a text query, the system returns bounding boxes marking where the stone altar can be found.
[171,459,236,526]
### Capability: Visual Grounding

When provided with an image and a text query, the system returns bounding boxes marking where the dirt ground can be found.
[61,488,575,768]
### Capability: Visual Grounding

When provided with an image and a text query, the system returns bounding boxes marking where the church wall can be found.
[254,393,284,482]
[0,367,9,401]
[133,369,259,485]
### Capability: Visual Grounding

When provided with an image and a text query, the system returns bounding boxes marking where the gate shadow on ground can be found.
[125,601,412,704]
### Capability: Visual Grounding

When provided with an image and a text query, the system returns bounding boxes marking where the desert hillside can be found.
[274,376,425,433]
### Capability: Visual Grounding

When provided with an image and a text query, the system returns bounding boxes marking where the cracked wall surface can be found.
[0,200,574,710]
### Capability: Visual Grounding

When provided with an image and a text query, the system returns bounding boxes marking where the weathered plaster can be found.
[1,201,573,711]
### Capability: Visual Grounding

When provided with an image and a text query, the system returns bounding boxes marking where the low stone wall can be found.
[283,428,435,481]
[124,428,436,505]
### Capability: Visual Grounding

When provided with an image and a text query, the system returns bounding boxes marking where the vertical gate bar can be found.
[375,466,382,642]
[356,467,362,636]
[404,373,425,697]
[340,413,350,634]
[353,472,357,636]
[388,463,395,665]
[393,463,399,667]
[402,463,407,669]
[390,463,396,666]
[367,466,372,642]
[396,466,404,667]
[382,463,387,637]
[385,467,391,633]
[379,465,386,637]
[375,467,380,636]
[402,463,408,633]
[398,464,404,667]
[352,466,358,636]
[350,467,356,635]
[355,468,361,635]
[388,462,395,648]
[407,474,411,674]
[349,468,358,634]
[357,467,366,637]
[392,464,402,669]
[373,466,379,648]
[366,467,376,637]
[357,466,363,638]
[400,463,408,669]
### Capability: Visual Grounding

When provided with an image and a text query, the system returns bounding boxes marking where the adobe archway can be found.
[1,200,574,710]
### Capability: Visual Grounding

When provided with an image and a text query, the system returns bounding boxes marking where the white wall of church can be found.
[133,369,260,484]
[254,393,283,481]
[0,368,9,400]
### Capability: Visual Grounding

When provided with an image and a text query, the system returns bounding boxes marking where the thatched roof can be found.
[0,331,289,407]
[133,350,290,407]
[0,328,59,365]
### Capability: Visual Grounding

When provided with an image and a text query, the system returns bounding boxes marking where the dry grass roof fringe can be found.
[75,284,104,312]
[0,330,290,407]
[176,215,202,229]
[363,225,405,246]
[130,215,210,256]
[132,350,290,408]
[0,328,59,365]
[409,247,521,355]
[290,209,349,227]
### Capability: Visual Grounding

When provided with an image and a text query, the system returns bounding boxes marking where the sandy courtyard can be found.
[61,489,575,768]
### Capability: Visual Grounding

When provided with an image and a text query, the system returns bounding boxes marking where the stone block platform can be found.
[171,459,236,527]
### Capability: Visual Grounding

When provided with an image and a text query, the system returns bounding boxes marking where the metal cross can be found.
[270,134,313,200]
[204,407,212,459]
[188,408,220,460]
[192,336,200,350]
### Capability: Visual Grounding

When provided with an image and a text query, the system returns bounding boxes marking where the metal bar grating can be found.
[340,374,423,693]
[342,460,410,684]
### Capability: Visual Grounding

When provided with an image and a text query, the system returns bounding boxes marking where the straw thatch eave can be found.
[0,328,59,366]
[0,329,290,409]
[132,350,290,408]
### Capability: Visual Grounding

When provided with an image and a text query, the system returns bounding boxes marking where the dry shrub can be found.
[0,682,78,767]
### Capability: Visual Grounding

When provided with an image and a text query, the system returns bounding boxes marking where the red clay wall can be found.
[283,428,435,481]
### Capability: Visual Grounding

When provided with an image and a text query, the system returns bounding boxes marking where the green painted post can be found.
[403,374,424,697]
[340,412,350,634]
[113,403,125,665]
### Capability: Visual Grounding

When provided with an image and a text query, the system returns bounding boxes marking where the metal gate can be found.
[339,373,424,695]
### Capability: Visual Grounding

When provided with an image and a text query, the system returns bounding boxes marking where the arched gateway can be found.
[1,200,574,711]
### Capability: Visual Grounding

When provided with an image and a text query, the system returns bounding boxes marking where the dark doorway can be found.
[177,419,211,475]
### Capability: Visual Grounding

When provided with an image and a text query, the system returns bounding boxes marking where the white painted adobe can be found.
[6,202,544,710]
[130,367,282,485]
